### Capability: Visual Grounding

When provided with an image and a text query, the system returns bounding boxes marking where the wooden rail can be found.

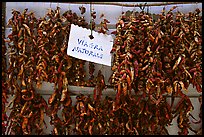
[62,2,199,7]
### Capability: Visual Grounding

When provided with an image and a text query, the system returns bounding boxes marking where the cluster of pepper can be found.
[67,6,89,86]
[110,7,202,135]
[109,10,172,134]
[72,14,111,135]
[5,9,48,135]
[34,6,91,134]
[155,8,202,135]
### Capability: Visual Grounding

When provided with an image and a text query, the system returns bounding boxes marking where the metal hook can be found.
[139,2,147,12]
[50,2,52,8]
[133,3,136,12]
[43,2,46,16]
[196,2,198,9]
[68,3,70,11]
[121,3,124,13]
[147,5,149,14]
[25,2,27,9]
[176,4,179,13]
[103,4,105,17]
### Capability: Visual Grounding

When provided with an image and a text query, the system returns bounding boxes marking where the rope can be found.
[89,2,94,39]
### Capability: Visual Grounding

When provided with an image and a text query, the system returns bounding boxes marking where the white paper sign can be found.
[67,24,113,66]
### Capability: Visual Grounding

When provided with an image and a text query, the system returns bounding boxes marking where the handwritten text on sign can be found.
[67,24,113,66]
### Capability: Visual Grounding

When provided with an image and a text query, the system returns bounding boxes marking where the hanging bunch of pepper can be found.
[38,7,73,135]
[73,11,109,135]
[60,6,92,135]
[110,6,202,135]
[66,7,88,86]
[155,7,202,135]
[73,70,106,135]
[5,9,48,135]
[110,11,134,105]
[92,13,110,101]
[109,10,172,135]
[39,6,90,134]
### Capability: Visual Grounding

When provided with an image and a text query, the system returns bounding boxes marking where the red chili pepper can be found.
[133,60,139,77]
